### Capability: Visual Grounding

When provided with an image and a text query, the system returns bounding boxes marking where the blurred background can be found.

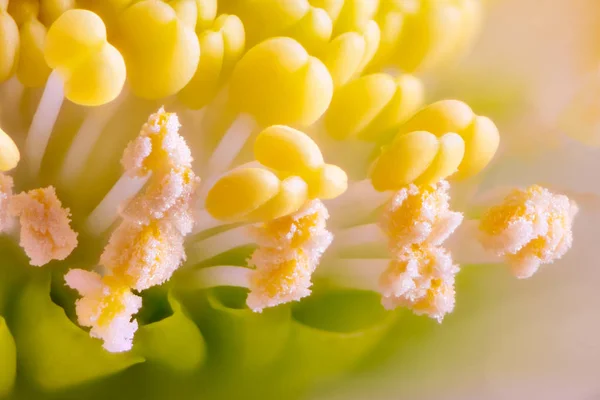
[307,1,600,399]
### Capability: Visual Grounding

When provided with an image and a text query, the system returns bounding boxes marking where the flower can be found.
[0,0,592,399]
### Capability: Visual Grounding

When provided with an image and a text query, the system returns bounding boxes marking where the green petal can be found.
[133,292,205,373]
[13,273,144,391]
[202,287,292,371]
[265,289,396,394]
[0,317,16,398]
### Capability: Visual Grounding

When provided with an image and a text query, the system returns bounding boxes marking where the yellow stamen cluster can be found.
[379,244,458,323]
[9,186,78,267]
[207,125,347,223]
[377,181,462,322]
[0,125,78,265]
[229,37,333,127]
[178,13,245,109]
[206,126,341,311]
[370,0,481,73]
[479,185,578,279]
[246,200,332,312]
[44,9,125,105]
[380,180,463,255]
[324,73,424,142]
[65,269,142,353]
[67,108,198,351]
[102,107,200,290]
[370,100,500,192]
[118,0,200,99]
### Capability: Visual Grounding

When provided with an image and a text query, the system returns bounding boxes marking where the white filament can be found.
[25,71,65,176]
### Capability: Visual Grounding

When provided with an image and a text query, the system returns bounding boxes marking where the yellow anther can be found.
[254,125,324,176]
[9,186,78,267]
[414,133,465,185]
[324,73,398,140]
[17,19,52,87]
[65,269,142,353]
[379,244,458,322]
[206,167,281,222]
[380,180,463,254]
[39,0,75,26]
[363,74,424,141]
[371,100,499,189]
[453,116,500,179]
[45,9,126,105]
[372,0,482,73]
[247,248,313,312]
[305,164,348,200]
[246,176,308,225]
[479,185,578,279]
[284,6,332,54]
[62,42,126,106]
[178,14,245,109]
[310,0,343,22]
[226,0,309,45]
[320,31,365,88]
[194,0,217,32]
[0,127,20,171]
[7,0,38,26]
[370,130,439,191]
[169,0,198,28]
[325,73,425,141]
[229,37,333,127]
[253,125,348,201]
[396,99,475,138]
[0,173,13,232]
[0,9,19,83]
[118,0,200,99]
[332,0,379,36]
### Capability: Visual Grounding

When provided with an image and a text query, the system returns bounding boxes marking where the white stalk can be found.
[85,173,150,235]
[205,113,257,178]
[332,223,387,249]
[327,179,390,227]
[193,265,253,289]
[60,92,127,184]
[24,71,64,176]
[187,225,253,265]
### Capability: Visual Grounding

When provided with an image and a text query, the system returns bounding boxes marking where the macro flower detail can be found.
[64,269,142,353]
[0,1,591,398]
[195,126,343,311]
[379,180,464,255]
[478,185,578,279]
[9,186,78,267]
[379,244,459,322]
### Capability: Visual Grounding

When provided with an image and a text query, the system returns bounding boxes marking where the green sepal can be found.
[13,273,144,391]
[266,289,396,394]
[132,292,206,373]
[201,286,292,372]
[0,316,16,398]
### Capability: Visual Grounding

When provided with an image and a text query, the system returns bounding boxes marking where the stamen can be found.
[379,245,459,323]
[479,185,578,279]
[9,186,78,266]
[246,247,313,312]
[0,174,14,232]
[65,269,142,353]
[97,107,199,291]
[380,180,464,254]
[100,220,186,291]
